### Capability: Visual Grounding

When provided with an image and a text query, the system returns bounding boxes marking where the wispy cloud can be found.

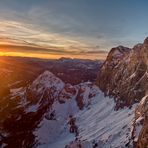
[0,0,147,59]
[0,20,87,48]
[0,20,108,59]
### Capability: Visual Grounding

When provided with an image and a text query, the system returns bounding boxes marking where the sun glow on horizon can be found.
[0,51,60,59]
[0,20,109,61]
[0,50,107,60]
[0,42,108,60]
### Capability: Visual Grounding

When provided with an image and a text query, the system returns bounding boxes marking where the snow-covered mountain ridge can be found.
[1,70,145,148]
[0,71,98,147]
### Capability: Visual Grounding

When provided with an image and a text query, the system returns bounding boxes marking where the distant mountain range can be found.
[0,57,101,98]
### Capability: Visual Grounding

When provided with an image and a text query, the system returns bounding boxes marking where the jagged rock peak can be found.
[33,71,61,83]
[133,43,143,51]
[31,70,65,92]
[38,70,55,78]
[96,37,148,108]
[143,36,148,45]
[107,46,130,60]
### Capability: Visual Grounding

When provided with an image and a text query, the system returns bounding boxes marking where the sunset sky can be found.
[0,0,148,59]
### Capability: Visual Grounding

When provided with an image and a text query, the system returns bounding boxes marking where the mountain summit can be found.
[97,37,148,108]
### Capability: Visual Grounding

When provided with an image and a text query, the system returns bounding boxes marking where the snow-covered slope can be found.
[75,91,137,148]
[0,70,99,147]
[0,70,146,148]
[8,71,137,148]
[35,88,137,148]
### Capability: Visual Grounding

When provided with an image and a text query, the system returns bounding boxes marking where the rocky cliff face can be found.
[97,38,148,109]
[97,37,148,148]
[132,95,148,148]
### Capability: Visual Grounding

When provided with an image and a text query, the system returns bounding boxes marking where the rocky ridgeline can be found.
[0,71,97,147]
[97,37,148,109]
[97,37,148,148]
[132,95,148,148]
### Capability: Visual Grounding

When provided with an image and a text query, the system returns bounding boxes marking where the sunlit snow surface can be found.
[76,90,137,148]
[35,86,137,148]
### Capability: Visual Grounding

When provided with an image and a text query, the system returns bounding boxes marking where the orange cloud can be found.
[0,44,107,60]
[0,20,108,60]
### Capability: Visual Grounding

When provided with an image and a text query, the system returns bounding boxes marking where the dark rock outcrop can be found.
[132,95,148,148]
[96,38,148,108]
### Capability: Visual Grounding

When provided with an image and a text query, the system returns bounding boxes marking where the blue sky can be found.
[0,0,148,59]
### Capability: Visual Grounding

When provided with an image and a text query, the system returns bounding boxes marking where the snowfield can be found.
[34,85,137,148]
[6,71,140,148]
[75,89,137,148]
